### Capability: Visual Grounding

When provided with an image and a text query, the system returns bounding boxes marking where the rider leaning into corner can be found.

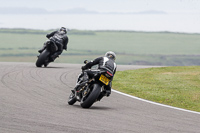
[38,27,69,61]
[75,51,117,101]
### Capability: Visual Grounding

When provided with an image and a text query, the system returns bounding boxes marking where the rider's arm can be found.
[46,31,57,39]
[82,57,102,70]
[63,36,69,50]
[113,67,116,75]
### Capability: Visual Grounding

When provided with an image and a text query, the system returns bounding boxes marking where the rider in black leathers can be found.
[38,27,69,61]
[75,51,117,101]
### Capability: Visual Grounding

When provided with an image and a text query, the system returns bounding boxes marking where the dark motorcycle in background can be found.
[68,61,114,108]
[36,40,58,67]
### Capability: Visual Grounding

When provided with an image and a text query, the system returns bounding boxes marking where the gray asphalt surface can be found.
[0,62,199,133]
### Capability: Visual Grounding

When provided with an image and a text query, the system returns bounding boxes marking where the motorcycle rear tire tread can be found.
[36,50,50,67]
[80,84,101,108]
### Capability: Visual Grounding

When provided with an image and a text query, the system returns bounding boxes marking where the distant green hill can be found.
[0,28,200,66]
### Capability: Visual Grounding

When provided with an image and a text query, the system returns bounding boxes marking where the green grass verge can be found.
[112,66,200,112]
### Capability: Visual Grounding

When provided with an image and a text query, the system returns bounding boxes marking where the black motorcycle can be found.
[36,40,58,67]
[68,61,113,108]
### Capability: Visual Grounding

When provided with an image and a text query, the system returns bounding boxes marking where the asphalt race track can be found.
[0,62,199,133]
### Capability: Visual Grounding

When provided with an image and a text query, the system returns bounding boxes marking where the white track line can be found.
[112,89,200,115]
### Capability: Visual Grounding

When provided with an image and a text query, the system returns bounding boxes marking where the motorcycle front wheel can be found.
[68,91,77,105]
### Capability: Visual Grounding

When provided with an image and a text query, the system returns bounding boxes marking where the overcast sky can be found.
[1,0,200,13]
[0,0,199,33]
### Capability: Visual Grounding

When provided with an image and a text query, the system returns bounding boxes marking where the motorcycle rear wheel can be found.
[36,50,50,67]
[80,84,101,108]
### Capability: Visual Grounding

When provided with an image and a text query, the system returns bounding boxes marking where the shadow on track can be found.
[35,66,67,69]
[66,104,113,110]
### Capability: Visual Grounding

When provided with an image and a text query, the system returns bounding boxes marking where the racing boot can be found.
[38,42,48,53]
[49,54,59,62]
[38,46,46,53]
[96,89,111,101]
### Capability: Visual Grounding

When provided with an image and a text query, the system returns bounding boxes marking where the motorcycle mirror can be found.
[84,60,88,64]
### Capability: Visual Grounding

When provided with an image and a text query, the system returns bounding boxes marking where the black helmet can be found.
[60,27,67,34]
[105,51,116,60]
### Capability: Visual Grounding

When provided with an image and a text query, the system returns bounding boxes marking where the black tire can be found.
[68,92,77,105]
[80,84,101,108]
[36,50,50,67]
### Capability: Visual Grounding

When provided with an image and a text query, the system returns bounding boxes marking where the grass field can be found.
[0,28,200,65]
[112,66,200,112]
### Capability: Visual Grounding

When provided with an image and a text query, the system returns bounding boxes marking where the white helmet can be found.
[105,51,116,60]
